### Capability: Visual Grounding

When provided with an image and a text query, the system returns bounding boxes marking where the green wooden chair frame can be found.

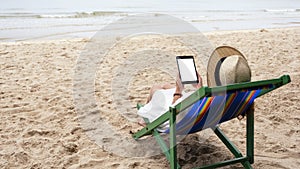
[133,75,291,169]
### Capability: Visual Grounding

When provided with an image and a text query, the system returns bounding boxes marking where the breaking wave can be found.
[0,11,128,19]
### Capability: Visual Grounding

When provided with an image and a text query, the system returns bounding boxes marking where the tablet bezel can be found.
[176,56,199,84]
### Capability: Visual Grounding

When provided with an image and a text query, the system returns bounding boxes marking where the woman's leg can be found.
[138,83,174,126]
[146,83,173,103]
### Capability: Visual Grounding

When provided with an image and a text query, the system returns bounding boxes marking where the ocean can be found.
[0,0,299,41]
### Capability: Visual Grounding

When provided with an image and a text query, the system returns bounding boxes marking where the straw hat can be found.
[207,46,251,87]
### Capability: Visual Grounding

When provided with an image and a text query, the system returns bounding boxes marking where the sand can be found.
[0,27,299,169]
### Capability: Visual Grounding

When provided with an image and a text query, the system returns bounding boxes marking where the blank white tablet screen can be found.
[177,58,197,82]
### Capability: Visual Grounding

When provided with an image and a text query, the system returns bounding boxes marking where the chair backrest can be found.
[165,90,261,134]
[164,89,261,134]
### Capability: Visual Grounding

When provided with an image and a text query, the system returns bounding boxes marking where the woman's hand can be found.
[175,74,184,93]
[192,72,203,89]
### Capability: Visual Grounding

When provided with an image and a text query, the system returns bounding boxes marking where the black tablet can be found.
[176,56,199,84]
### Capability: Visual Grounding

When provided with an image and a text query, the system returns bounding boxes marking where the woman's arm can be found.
[172,75,184,104]
[172,87,183,104]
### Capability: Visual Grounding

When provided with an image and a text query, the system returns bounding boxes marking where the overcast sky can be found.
[0,0,298,11]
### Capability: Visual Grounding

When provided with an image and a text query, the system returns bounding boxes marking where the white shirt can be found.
[137,88,193,131]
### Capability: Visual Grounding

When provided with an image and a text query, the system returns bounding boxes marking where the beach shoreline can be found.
[1,26,299,43]
[0,27,299,168]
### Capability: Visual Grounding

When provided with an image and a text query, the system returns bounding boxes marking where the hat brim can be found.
[207,46,248,87]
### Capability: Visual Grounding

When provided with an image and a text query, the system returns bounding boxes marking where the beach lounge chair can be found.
[133,75,291,169]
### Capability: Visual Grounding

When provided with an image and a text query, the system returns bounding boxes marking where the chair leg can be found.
[246,107,254,164]
[169,107,179,169]
[214,126,253,169]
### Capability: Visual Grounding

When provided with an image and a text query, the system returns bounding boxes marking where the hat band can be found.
[214,58,226,86]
